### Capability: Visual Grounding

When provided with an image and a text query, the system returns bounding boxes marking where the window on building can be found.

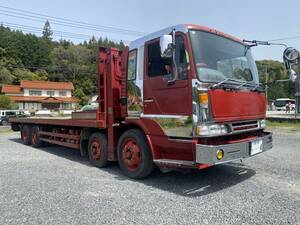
[59,91,67,96]
[29,90,42,96]
[47,91,55,96]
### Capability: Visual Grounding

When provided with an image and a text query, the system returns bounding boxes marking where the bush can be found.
[0,95,15,109]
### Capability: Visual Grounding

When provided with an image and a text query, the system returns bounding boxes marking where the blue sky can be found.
[0,0,299,61]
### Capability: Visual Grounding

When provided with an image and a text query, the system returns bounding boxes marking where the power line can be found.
[0,21,129,43]
[268,35,300,42]
[0,5,145,35]
[0,5,146,36]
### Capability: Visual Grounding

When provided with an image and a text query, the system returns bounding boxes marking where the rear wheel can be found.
[2,120,8,126]
[21,125,31,145]
[88,133,109,168]
[31,126,44,147]
[117,129,154,179]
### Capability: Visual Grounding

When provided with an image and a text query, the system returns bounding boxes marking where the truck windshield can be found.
[189,30,259,84]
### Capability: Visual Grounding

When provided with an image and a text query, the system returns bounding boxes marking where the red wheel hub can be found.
[90,138,102,161]
[32,131,37,145]
[121,138,141,171]
[22,130,28,142]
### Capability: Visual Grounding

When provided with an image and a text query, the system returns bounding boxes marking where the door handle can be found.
[144,99,154,103]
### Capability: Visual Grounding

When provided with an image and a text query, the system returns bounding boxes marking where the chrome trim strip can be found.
[141,114,185,119]
[141,114,193,137]
[154,159,195,167]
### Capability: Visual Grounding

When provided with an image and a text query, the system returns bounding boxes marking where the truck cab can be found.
[125,24,272,168]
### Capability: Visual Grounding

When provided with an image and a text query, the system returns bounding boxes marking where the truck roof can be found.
[130,24,243,50]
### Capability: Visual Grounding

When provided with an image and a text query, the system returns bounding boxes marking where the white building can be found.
[2,80,79,113]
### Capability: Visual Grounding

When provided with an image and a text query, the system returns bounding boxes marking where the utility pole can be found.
[265,65,268,109]
[296,59,300,114]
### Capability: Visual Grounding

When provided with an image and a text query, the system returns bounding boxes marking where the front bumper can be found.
[196,132,272,165]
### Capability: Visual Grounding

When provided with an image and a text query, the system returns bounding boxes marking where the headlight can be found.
[260,119,266,128]
[196,124,228,136]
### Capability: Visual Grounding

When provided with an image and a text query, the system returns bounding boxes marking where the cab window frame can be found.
[128,49,138,81]
[144,33,189,79]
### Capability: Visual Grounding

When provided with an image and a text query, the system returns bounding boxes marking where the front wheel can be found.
[117,129,154,179]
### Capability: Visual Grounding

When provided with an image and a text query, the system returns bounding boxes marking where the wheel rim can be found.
[121,138,141,171]
[90,138,102,161]
[32,131,37,145]
[22,130,28,143]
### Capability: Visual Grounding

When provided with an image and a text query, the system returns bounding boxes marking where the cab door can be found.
[143,34,191,115]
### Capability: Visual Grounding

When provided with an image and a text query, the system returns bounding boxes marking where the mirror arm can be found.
[168,29,178,85]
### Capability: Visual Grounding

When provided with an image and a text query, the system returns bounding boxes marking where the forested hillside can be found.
[0,22,295,106]
[0,22,125,106]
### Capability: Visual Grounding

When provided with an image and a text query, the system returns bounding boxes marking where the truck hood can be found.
[208,89,266,122]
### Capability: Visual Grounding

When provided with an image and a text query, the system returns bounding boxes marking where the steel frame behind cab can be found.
[97,47,128,160]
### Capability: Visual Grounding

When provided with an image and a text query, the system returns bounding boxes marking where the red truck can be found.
[10,24,272,179]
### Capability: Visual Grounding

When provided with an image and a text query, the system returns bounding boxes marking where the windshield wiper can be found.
[251,83,264,92]
[210,78,244,89]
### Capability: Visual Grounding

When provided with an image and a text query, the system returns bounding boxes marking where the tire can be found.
[2,120,8,126]
[88,133,109,168]
[117,129,154,179]
[21,125,31,145]
[31,126,44,148]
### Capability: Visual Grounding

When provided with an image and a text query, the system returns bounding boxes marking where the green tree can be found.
[0,95,14,109]
[42,20,53,40]
[256,60,295,100]
[73,88,88,106]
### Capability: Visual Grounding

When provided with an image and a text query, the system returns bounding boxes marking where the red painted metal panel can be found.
[209,89,266,122]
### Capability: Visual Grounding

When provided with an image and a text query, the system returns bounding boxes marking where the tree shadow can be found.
[10,138,256,197]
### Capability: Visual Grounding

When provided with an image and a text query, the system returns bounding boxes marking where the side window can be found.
[6,111,16,116]
[146,35,188,79]
[128,49,137,80]
[147,41,167,77]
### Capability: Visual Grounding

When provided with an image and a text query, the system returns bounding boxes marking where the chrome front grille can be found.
[230,120,259,133]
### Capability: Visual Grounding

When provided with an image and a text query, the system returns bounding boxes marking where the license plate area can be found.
[250,139,263,155]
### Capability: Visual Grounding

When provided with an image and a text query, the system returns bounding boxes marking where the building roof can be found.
[1,84,22,94]
[20,80,74,90]
[8,96,79,103]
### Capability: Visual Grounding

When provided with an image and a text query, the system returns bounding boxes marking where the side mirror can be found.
[159,35,173,58]
[283,47,299,82]
[284,47,300,63]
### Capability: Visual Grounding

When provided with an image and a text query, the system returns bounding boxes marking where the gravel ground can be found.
[0,130,299,225]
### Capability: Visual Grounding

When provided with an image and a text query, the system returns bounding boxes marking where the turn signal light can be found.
[198,93,208,107]
[216,149,224,160]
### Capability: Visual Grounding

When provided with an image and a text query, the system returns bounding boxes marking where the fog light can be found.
[216,149,224,160]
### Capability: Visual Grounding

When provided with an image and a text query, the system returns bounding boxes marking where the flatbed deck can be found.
[9,117,105,128]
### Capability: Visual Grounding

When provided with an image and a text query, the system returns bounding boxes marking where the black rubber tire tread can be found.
[21,125,32,145]
[31,126,44,148]
[117,129,154,179]
[88,132,109,168]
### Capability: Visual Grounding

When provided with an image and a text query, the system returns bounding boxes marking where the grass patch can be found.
[266,120,300,131]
